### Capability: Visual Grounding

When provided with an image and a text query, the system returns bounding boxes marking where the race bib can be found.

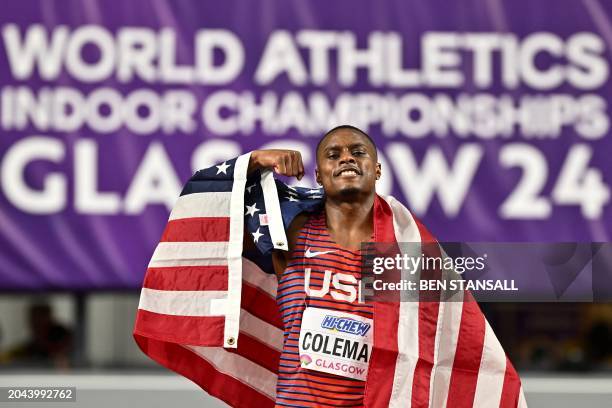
[298,308,373,381]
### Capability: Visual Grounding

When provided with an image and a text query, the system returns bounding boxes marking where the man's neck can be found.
[324,194,375,245]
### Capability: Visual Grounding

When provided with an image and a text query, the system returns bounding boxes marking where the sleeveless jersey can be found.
[274,211,373,408]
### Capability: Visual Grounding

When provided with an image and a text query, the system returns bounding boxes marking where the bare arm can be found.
[248,149,305,180]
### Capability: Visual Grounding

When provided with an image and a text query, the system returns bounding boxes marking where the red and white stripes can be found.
[134,171,526,407]
[134,153,284,407]
[377,195,526,408]
[135,255,284,407]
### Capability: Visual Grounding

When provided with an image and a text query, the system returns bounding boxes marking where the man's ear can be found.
[315,168,321,185]
[376,162,381,180]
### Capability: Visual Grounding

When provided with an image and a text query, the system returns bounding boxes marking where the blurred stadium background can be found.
[1,0,611,407]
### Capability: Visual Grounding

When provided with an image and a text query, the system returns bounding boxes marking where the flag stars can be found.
[245,203,260,217]
[307,189,321,194]
[308,195,323,199]
[246,183,257,194]
[286,196,300,202]
[252,228,263,243]
[216,161,231,175]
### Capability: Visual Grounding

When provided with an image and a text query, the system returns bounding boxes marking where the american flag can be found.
[133,152,527,407]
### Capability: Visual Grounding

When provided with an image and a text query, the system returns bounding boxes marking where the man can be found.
[134,125,526,407]
[248,126,378,274]
[247,126,380,406]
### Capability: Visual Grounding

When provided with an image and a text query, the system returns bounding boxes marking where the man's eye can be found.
[353,150,365,156]
[328,153,339,159]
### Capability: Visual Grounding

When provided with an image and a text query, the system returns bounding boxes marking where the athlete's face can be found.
[315,130,381,198]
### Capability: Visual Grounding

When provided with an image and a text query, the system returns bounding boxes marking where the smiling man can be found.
[135,125,526,408]
[247,125,380,406]
[249,126,379,272]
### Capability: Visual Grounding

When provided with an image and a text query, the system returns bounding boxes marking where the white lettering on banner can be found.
[1,137,609,220]
[385,32,422,87]
[0,87,196,134]
[195,30,244,83]
[0,137,183,215]
[388,143,483,216]
[463,33,499,88]
[1,25,608,88]
[2,87,606,140]
[116,28,157,82]
[196,90,609,139]
[423,32,463,87]
[159,28,194,83]
[2,24,244,84]
[499,144,552,219]
[295,31,337,85]
[65,25,115,82]
[501,143,610,219]
[123,142,182,214]
[298,308,373,381]
[0,25,609,221]
[1,136,66,213]
[337,32,385,86]
[254,30,609,89]
[255,31,308,86]
[2,24,68,80]
[74,140,121,214]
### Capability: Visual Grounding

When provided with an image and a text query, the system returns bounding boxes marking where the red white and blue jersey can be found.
[275,212,372,408]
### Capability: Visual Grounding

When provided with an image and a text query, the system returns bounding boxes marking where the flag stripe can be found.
[161,217,230,242]
[149,242,228,267]
[445,296,486,408]
[134,334,274,408]
[365,196,402,408]
[380,195,422,408]
[170,192,232,220]
[472,321,508,407]
[181,180,236,194]
[429,272,464,408]
[500,358,523,408]
[240,309,283,352]
[188,344,278,400]
[229,332,281,373]
[134,310,224,346]
[411,219,442,408]
[242,283,284,329]
[143,266,228,291]
[517,387,527,408]
[243,257,278,298]
[138,288,227,316]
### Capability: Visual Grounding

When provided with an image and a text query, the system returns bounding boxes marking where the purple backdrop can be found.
[1,0,611,289]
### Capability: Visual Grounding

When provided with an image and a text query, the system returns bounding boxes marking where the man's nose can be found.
[339,150,356,164]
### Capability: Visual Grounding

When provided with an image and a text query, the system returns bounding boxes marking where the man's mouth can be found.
[335,166,361,177]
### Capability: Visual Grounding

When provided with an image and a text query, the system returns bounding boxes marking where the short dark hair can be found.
[315,125,377,159]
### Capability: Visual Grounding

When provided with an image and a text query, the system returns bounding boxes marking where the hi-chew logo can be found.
[321,315,371,336]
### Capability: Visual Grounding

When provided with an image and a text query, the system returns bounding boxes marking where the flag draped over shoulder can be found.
[134,152,527,408]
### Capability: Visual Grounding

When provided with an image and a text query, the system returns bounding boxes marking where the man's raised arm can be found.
[248,149,305,180]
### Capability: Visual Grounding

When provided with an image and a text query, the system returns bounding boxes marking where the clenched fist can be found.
[249,149,305,180]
